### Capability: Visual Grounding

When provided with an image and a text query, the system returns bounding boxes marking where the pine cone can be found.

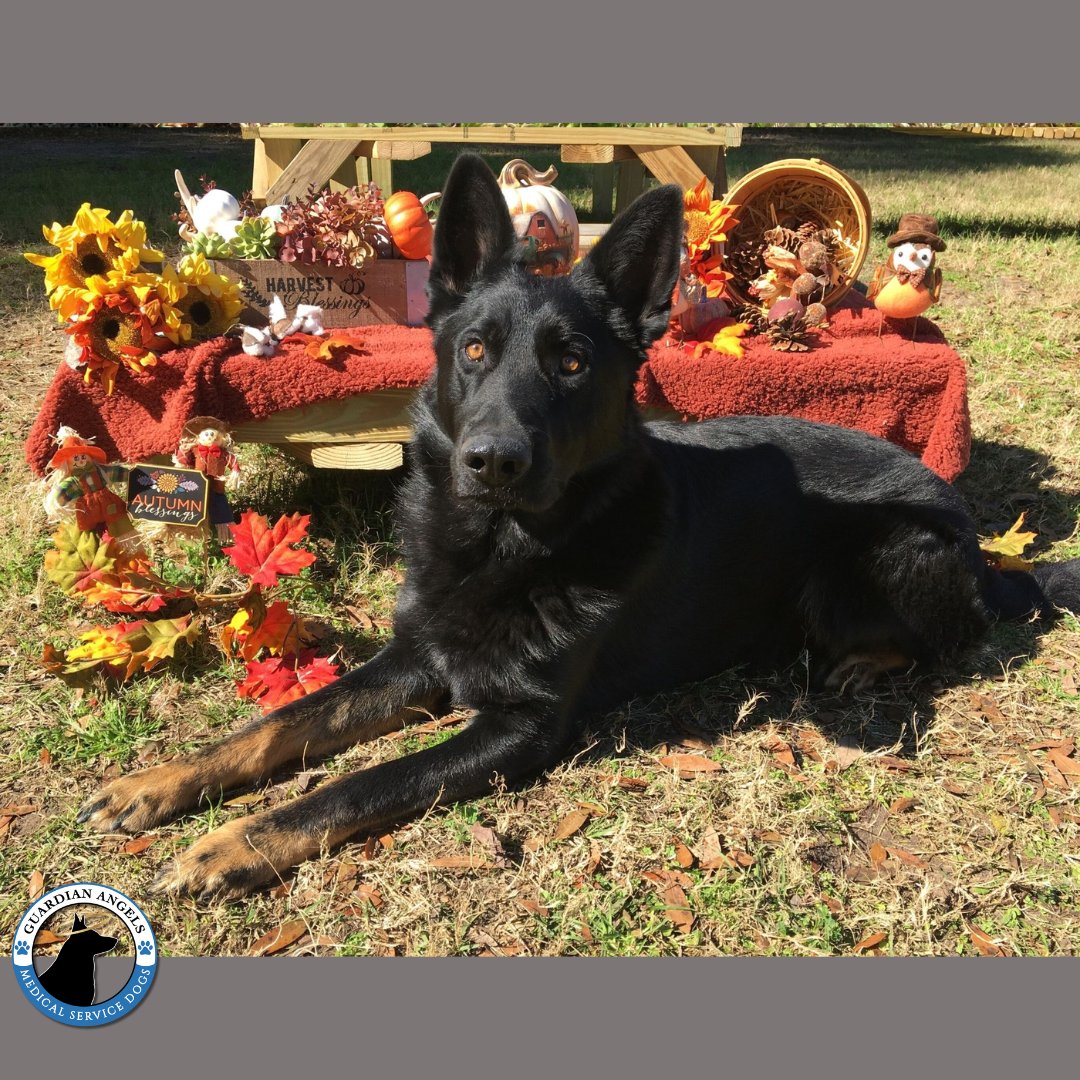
[763,225,803,253]
[810,227,843,266]
[765,312,813,352]
[727,236,766,288]
[733,303,769,334]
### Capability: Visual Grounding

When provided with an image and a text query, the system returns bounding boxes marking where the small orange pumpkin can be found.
[383,190,438,260]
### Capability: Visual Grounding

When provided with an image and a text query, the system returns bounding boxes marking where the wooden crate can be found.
[212,257,430,328]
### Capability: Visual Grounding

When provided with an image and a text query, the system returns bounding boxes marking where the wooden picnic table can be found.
[242,123,744,219]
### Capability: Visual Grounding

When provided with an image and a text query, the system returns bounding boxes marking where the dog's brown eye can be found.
[560,354,585,375]
[464,341,485,362]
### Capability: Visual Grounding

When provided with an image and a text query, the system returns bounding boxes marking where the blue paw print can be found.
[138,940,153,956]
[14,941,30,956]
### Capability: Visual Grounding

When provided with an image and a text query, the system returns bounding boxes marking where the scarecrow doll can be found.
[174,416,240,541]
[44,427,140,547]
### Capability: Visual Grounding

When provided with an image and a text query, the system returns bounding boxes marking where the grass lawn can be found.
[1,125,1078,957]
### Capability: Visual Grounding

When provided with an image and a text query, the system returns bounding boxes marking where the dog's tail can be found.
[982,558,1080,621]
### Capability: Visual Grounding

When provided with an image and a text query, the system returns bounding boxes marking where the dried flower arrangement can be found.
[275,184,390,270]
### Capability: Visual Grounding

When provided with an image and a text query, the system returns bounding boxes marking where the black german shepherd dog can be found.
[79,154,1080,900]
[38,914,118,1006]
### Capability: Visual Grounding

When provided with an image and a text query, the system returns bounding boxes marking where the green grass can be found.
[0,125,1078,957]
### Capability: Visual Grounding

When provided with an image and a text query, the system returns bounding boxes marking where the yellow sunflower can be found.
[174,254,244,342]
[682,178,739,265]
[25,204,163,309]
[126,265,186,344]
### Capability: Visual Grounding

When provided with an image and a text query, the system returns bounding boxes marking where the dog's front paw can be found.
[77,763,204,833]
[149,819,281,902]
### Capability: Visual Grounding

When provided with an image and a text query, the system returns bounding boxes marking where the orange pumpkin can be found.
[383,191,437,260]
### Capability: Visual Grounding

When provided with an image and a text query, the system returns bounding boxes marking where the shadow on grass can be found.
[729,128,1080,179]
[573,607,1054,772]
[891,215,1080,242]
[956,438,1080,545]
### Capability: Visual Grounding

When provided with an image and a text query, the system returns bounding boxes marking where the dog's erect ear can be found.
[575,184,684,353]
[426,153,517,325]
[72,914,86,931]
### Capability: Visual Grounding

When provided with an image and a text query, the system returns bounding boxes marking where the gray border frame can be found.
[3,0,1077,1071]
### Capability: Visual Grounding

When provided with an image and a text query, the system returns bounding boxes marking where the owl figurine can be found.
[867,213,945,333]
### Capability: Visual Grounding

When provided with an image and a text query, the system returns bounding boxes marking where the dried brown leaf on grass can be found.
[968,923,1012,957]
[29,870,44,902]
[874,755,915,772]
[585,841,603,875]
[673,841,696,869]
[969,692,1008,727]
[119,836,157,855]
[340,884,384,913]
[660,882,695,935]
[469,824,513,867]
[697,825,740,870]
[853,931,887,954]
[250,919,308,956]
[659,753,724,778]
[552,808,591,842]
[597,774,649,792]
[886,847,929,870]
[1046,748,1080,777]
[430,855,496,869]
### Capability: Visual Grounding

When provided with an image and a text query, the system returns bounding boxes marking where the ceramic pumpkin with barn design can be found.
[497,159,579,276]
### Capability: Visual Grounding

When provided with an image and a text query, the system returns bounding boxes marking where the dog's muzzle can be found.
[459,436,533,489]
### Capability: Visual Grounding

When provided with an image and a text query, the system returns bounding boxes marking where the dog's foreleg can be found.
[150,705,566,900]
[78,641,442,835]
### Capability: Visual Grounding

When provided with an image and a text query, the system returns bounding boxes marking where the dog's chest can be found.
[403,560,617,704]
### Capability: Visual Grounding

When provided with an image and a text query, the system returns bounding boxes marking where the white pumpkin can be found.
[192,188,242,236]
[497,159,579,275]
[174,169,243,241]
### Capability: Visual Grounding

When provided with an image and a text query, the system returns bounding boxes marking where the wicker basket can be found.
[722,158,871,308]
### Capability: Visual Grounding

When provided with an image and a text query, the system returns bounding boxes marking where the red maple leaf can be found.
[237,650,340,713]
[222,511,317,588]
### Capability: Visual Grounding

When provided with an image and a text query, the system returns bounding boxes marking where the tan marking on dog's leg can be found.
[150,813,348,901]
[79,677,439,834]
[825,649,911,692]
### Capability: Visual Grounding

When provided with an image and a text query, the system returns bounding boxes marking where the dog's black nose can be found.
[461,438,532,487]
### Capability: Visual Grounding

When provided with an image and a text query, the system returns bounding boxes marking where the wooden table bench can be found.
[242,123,744,218]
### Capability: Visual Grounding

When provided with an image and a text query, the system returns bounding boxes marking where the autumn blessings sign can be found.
[126,464,209,526]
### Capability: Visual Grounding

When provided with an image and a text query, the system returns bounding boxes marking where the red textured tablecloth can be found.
[25,292,970,481]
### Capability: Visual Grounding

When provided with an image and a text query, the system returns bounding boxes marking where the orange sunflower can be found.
[68,284,170,395]
[683,179,739,299]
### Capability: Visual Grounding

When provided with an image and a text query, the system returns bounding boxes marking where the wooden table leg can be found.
[631,145,712,197]
[616,159,646,213]
[252,137,304,202]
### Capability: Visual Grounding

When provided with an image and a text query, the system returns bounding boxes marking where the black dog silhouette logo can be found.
[36,914,119,1007]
